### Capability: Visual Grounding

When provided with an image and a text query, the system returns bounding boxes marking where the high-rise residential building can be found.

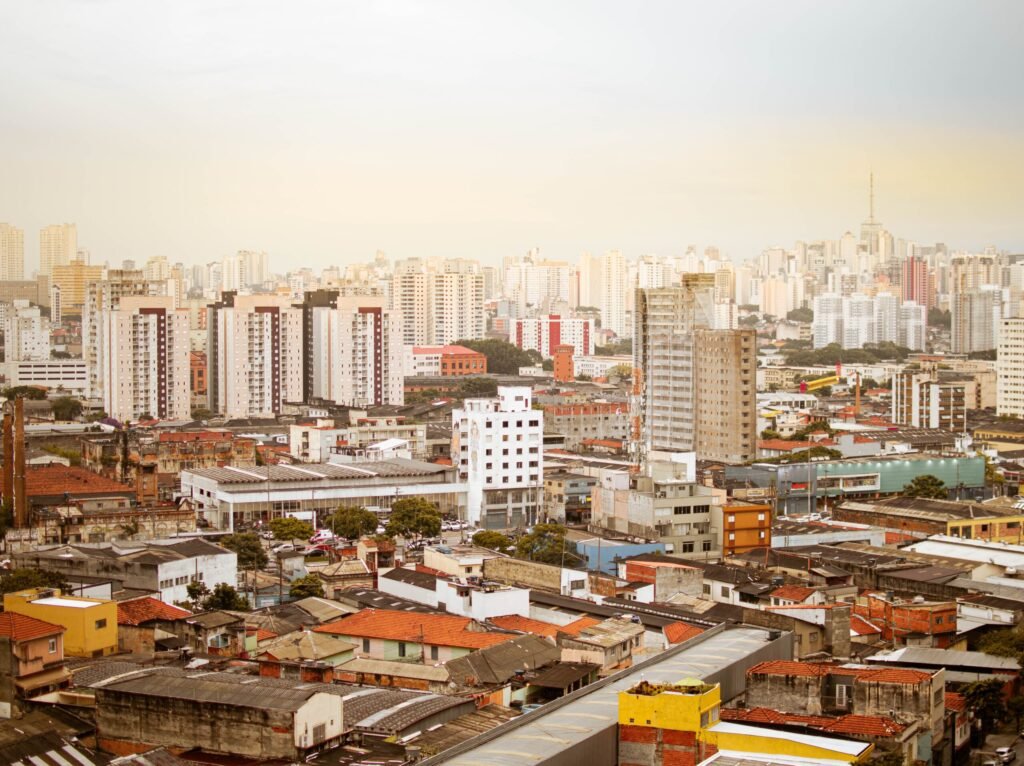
[951,285,1002,354]
[301,291,404,408]
[50,260,104,316]
[143,255,171,282]
[0,224,25,281]
[900,301,927,351]
[693,328,757,463]
[812,293,844,348]
[3,300,50,362]
[207,293,304,418]
[391,258,485,347]
[504,251,570,314]
[901,255,934,311]
[842,294,876,349]
[998,318,1024,418]
[511,315,595,358]
[431,260,485,345]
[873,293,900,344]
[83,270,168,400]
[597,250,628,338]
[635,276,754,458]
[221,250,268,292]
[892,371,967,432]
[452,386,544,529]
[38,224,77,278]
[100,296,190,422]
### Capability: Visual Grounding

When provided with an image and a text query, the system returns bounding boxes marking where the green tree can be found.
[119,520,141,539]
[541,359,554,371]
[220,533,268,569]
[1008,695,1024,731]
[386,497,442,539]
[902,474,947,499]
[594,339,632,356]
[0,568,69,595]
[775,447,843,465]
[977,626,1024,660]
[202,582,250,611]
[51,396,83,421]
[928,307,951,329]
[327,506,378,539]
[786,307,814,323]
[289,574,325,600]
[191,407,213,420]
[0,386,46,400]
[962,678,1005,732]
[458,377,498,398]
[607,364,633,379]
[268,517,314,541]
[760,429,782,440]
[515,524,582,566]
[870,749,905,766]
[472,530,512,551]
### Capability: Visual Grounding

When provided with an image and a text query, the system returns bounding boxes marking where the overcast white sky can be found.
[2,1,1023,272]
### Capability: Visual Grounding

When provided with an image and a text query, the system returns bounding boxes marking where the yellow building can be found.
[4,588,118,657]
[617,679,872,765]
[51,260,105,315]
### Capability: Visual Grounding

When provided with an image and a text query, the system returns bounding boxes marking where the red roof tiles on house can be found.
[945,692,966,712]
[117,597,193,626]
[770,585,817,603]
[0,612,64,641]
[559,616,602,636]
[663,622,704,645]
[747,660,933,685]
[850,615,883,636]
[490,615,560,638]
[314,608,515,650]
[720,707,906,737]
[25,465,134,498]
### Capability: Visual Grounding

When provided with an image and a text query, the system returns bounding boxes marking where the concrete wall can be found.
[0,636,13,719]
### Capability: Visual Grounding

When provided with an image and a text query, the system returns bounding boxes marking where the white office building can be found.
[998,317,1024,418]
[452,386,544,530]
[3,300,50,362]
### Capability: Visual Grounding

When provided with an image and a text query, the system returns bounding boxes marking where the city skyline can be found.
[3,1,1023,272]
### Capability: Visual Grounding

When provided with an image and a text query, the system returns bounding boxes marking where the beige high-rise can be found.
[0,224,25,281]
[39,223,77,277]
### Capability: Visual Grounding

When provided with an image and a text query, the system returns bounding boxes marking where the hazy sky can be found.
[3,1,1023,273]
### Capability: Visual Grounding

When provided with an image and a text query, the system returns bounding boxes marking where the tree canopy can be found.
[327,506,379,539]
[386,497,442,539]
[453,339,541,374]
[515,524,582,567]
[289,574,325,600]
[268,517,313,541]
[962,678,1004,732]
[786,307,814,323]
[0,386,46,400]
[51,397,83,421]
[595,339,631,356]
[0,568,69,595]
[472,530,513,551]
[220,533,268,569]
[783,342,912,367]
[902,474,947,499]
[202,582,250,611]
[773,447,843,465]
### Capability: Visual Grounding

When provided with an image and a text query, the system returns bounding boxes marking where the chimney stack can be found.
[2,409,13,510]
[13,397,27,528]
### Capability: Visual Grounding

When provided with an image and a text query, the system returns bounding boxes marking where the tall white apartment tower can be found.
[100,296,190,422]
[452,386,544,530]
[83,270,168,401]
[302,291,404,407]
[39,223,77,278]
[207,293,304,418]
[392,258,430,345]
[0,224,25,281]
[3,300,50,361]
[998,317,1024,418]
[598,249,628,338]
[430,259,485,345]
[812,294,844,348]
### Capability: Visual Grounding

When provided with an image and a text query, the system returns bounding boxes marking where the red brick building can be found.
[190,351,208,396]
[854,591,957,648]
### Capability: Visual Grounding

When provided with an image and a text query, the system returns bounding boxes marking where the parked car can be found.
[271,543,296,553]
[996,748,1016,763]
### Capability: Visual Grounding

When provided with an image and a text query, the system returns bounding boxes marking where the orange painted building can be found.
[553,344,575,383]
[718,502,772,556]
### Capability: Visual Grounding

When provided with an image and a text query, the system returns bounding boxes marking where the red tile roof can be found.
[945,692,966,712]
[663,622,704,645]
[158,431,237,443]
[412,345,485,356]
[747,660,933,685]
[0,612,64,641]
[758,440,819,452]
[491,615,560,638]
[770,585,817,602]
[559,616,602,636]
[315,608,515,650]
[720,707,906,737]
[117,597,193,626]
[25,465,134,498]
[850,615,882,636]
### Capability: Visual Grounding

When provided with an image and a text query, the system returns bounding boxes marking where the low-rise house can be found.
[854,591,957,648]
[3,589,118,658]
[0,612,71,715]
[557,617,644,673]
[618,556,703,603]
[180,611,246,656]
[446,633,562,706]
[745,660,946,765]
[334,658,451,693]
[316,559,373,596]
[256,630,357,667]
[424,544,506,578]
[768,584,825,607]
[378,567,531,620]
[314,608,515,664]
[116,597,192,654]
[865,646,1020,696]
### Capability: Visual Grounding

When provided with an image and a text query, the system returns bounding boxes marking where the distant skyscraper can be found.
[952,285,1003,354]
[38,223,77,278]
[812,294,844,348]
[50,259,104,316]
[998,318,1024,418]
[597,250,628,338]
[221,250,268,291]
[899,301,927,350]
[901,255,934,312]
[0,223,25,281]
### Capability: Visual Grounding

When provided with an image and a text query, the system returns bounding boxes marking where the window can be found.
[398,642,407,657]
[95,618,107,630]
[312,723,326,743]
[719,586,731,599]
[682,542,695,553]
[48,638,57,654]
[430,645,439,660]
[836,684,848,707]
[702,540,712,552]
[362,638,370,653]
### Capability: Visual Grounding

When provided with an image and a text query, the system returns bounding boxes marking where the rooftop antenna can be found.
[868,171,875,224]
